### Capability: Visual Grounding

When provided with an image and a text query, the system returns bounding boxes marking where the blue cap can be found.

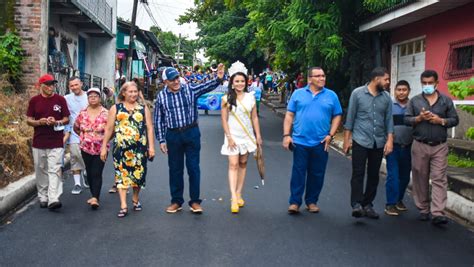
[162,67,180,81]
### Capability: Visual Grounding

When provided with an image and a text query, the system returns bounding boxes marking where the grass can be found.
[448,153,474,168]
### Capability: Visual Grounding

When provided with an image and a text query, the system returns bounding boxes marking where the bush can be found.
[0,31,24,90]
[448,77,474,139]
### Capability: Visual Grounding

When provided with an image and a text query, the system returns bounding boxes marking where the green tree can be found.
[179,0,401,104]
[178,0,267,72]
[150,26,195,66]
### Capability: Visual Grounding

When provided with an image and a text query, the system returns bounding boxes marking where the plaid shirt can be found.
[154,79,222,143]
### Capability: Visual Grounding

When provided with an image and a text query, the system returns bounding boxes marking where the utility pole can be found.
[126,0,139,81]
[176,33,182,66]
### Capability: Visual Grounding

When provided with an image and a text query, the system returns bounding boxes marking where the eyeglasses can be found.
[309,75,326,78]
[88,94,100,98]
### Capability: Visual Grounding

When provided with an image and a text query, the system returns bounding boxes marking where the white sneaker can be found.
[82,172,89,188]
[71,184,82,195]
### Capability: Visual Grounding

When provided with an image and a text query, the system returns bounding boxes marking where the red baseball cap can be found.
[38,74,58,84]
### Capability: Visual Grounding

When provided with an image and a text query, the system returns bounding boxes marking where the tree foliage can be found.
[179,0,399,102]
[0,32,24,85]
[150,26,196,66]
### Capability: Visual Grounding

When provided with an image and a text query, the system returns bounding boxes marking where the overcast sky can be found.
[116,0,199,39]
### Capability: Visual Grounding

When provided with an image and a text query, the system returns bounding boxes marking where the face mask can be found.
[422,85,435,95]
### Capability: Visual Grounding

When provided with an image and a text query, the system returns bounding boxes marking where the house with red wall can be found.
[360,0,474,99]
[359,0,474,138]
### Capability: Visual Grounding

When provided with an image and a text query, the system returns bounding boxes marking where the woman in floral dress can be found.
[101,82,155,218]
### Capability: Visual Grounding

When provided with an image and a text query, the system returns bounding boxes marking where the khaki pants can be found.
[411,140,448,216]
[32,148,64,204]
[68,143,85,171]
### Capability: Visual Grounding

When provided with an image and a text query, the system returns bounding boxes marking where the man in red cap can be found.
[27,74,70,210]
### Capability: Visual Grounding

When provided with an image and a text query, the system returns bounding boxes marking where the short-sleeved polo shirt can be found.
[287,86,343,146]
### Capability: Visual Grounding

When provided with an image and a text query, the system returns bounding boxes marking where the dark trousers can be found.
[166,126,201,206]
[81,151,105,199]
[289,143,329,206]
[350,141,384,207]
[385,144,412,206]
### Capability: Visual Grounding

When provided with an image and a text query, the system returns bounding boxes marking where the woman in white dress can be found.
[221,63,262,214]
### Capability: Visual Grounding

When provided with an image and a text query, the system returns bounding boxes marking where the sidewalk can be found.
[0,154,71,220]
[262,93,474,225]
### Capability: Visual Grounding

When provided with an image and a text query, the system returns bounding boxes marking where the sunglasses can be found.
[43,81,57,86]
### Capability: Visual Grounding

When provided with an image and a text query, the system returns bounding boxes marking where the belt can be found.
[394,143,412,148]
[417,140,446,146]
[169,121,198,132]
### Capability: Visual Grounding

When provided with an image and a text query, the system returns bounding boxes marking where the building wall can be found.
[13,0,48,94]
[391,2,474,100]
[49,0,117,90]
[87,36,116,87]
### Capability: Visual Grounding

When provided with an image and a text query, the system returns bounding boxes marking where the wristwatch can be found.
[441,119,446,126]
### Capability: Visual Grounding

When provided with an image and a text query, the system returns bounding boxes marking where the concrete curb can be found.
[0,174,36,219]
[448,191,474,223]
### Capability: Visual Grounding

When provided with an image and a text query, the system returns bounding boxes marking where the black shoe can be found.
[418,213,431,221]
[352,203,364,218]
[432,216,448,225]
[364,206,380,219]
[39,202,48,208]
[48,201,62,210]
[384,205,399,216]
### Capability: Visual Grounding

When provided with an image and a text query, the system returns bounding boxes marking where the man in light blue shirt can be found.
[65,77,88,194]
[283,67,342,214]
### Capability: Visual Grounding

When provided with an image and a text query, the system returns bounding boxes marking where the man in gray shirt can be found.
[404,70,459,225]
[343,67,394,219]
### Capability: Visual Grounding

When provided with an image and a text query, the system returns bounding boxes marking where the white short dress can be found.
[221,93,257,156]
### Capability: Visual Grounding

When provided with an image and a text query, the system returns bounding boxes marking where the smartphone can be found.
[289,142,295,152]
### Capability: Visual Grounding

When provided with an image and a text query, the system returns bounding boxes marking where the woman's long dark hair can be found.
[227,72,248,111]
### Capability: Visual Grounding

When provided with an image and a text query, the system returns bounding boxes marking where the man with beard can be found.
[343,67,394,219]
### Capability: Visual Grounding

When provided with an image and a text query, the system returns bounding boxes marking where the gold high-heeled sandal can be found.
[231,200,239,214]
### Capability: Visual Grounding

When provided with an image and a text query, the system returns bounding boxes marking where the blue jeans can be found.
[385,144,412,206]
[166,126,202,206]
[289,143,329,206]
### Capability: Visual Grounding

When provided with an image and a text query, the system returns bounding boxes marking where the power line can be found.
[150,2,173,31]
[142,2,160,29]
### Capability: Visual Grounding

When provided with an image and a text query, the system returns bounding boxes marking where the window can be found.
[398,39,425,57]
[456,46,472,70]
[445,38,474,79]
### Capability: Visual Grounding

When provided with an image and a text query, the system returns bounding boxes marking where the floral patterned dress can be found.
[113,103,147,189]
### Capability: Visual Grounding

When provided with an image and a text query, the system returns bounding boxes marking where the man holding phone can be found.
[27,74,70,210]
[404,70,458,225]
[283,67,342,214]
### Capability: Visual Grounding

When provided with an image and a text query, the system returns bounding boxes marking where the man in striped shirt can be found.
[154,65,225,214]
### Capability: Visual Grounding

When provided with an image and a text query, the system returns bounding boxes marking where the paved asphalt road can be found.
[1,105,473,267]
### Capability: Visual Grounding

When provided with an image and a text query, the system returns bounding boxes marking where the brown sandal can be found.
[89,198,99,210]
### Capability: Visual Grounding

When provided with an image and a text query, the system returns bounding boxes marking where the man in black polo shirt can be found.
[404,70,459,225]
